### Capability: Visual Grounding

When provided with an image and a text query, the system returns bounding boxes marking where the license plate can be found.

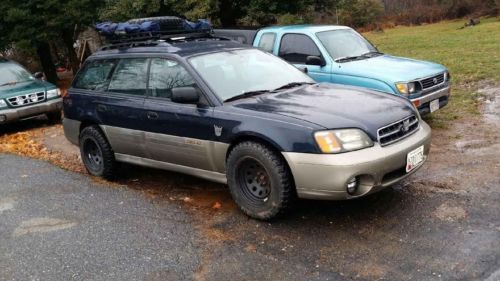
[406,145,424,173]
[429,99,440,113]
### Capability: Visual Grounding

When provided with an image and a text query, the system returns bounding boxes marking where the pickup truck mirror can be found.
[171,87,200,104]
[306,56,326,67]
[33,72,44,80]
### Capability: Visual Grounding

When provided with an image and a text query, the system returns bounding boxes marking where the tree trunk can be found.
[61,29,80,73]
[36,41,58,85]
[219,0,238,27]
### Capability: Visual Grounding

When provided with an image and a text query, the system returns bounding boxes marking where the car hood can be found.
[338,55,446,83]
[0,80,56,99]
[231,83,417,140]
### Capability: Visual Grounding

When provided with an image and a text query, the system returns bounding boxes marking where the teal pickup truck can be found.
[0,59,62,124]
[214,25,450,115]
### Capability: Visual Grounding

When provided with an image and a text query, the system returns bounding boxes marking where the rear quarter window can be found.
[73,59,117,91]
[258,33,276,52]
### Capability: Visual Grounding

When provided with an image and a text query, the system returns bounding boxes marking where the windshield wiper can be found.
[360,51,384,57]
[334,56,362,63]
[224,90,270,103]
[272,82,314,92]
[0,81,18,87]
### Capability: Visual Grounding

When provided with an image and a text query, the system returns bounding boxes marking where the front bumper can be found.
[0,98,63,124]
[283,121,432,200]
[412,86,450,115]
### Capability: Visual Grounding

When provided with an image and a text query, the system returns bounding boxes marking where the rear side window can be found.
[278,34,321,64]
[258,33,276,52]
[148,58,196,99]
[108,58,149,96]
[74,59,116,91]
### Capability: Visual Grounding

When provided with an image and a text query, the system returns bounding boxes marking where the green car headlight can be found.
[314,129,373,154]
[46,89,61,99]
[395,82,416,96]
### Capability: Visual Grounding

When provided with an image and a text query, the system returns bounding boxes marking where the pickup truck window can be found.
[258,33,276,52]
[317,29,377,61]
[189,49,313,101]
[278,34,321,64]
[108,58,149,96]
[74,59,117,91]
[148,58,195,99]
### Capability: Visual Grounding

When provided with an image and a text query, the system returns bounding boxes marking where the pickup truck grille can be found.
[420,73,445,89]
[7,92,45,107]
[378,115,419,146]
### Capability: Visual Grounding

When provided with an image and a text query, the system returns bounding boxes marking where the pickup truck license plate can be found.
[429,99,440,113]
[406,145,424,173]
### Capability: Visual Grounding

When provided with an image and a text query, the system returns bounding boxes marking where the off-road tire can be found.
[227,141,296,220]
[46,111,62,124]
[79,126,116,180]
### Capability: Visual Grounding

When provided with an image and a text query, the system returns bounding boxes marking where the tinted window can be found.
[108,58,149,96]
[258,33,276,52]
[148,59,195,99]
[278,34,321,64]
[74,59,116,91]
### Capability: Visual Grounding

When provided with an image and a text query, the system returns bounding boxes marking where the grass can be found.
[364,17,500,126]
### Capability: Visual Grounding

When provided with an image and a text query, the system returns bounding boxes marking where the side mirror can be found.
[171,87,200,104]
[297,66,308,74]
[306,56,326,67]
[34,72,44,80]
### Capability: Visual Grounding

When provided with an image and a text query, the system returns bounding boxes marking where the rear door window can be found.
[148,58,196,99]
[278,34,321,64]
[108,58,149,96]
[73,59,117,91]
[258,33,276,52]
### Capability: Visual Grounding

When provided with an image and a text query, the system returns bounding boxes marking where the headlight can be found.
[46,89,61,99]
[0,99,6,108]
[314,129,373,153]
[395,82,416,96]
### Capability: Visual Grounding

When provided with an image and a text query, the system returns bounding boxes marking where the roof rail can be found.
[99,29,231,51]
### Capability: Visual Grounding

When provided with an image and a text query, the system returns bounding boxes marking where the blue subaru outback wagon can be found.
[63,31,431,220]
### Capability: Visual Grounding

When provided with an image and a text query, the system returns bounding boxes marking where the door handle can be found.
[147,111,159,120]
[96,104,108,112]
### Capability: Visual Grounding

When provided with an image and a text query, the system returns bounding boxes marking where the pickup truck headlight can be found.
[0,99,7,108]
[46,89,61,99]
[395,82,416,96]
[444,71,451,82]
[314,129,373,153]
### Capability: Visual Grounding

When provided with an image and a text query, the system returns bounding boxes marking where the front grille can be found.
[420,73,445,89]
[7,92,45,107]
[378,115,419,146]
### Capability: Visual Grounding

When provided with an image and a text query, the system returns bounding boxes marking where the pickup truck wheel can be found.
[46,111,62,124]
[227,141,295,220]
[79,126,116,179]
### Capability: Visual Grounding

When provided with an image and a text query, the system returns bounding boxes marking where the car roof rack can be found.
[99,28,230,51]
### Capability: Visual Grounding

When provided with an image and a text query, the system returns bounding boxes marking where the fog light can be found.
[347,177,359,195]
[0,115,6,123]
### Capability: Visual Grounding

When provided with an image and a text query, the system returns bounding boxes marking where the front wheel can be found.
[79,126,116,179]
[226,141,296,220]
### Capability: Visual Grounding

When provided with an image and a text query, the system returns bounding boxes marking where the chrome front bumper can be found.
[282,121,432,200]
[412,86,450,115]
[0,98,63,124]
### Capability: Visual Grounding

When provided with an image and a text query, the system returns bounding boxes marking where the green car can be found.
[0,58,63,124]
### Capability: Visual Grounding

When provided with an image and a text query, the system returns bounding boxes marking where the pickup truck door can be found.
[276,33,332,83]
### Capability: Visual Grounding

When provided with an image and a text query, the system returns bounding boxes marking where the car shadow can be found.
[0,116,58,136]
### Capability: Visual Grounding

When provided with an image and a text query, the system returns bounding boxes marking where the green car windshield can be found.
[0,62,34,86]
[317,29,378,61]
[189,49,314,101]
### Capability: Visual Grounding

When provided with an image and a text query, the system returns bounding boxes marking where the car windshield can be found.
[189,49,314,101]
[317,29,378,61]
[0,62,34,86]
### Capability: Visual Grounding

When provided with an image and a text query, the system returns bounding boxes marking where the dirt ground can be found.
[0,83,499,280]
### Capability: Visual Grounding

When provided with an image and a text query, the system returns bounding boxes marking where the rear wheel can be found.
[79,126,116,179]
[227,141,295,220]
